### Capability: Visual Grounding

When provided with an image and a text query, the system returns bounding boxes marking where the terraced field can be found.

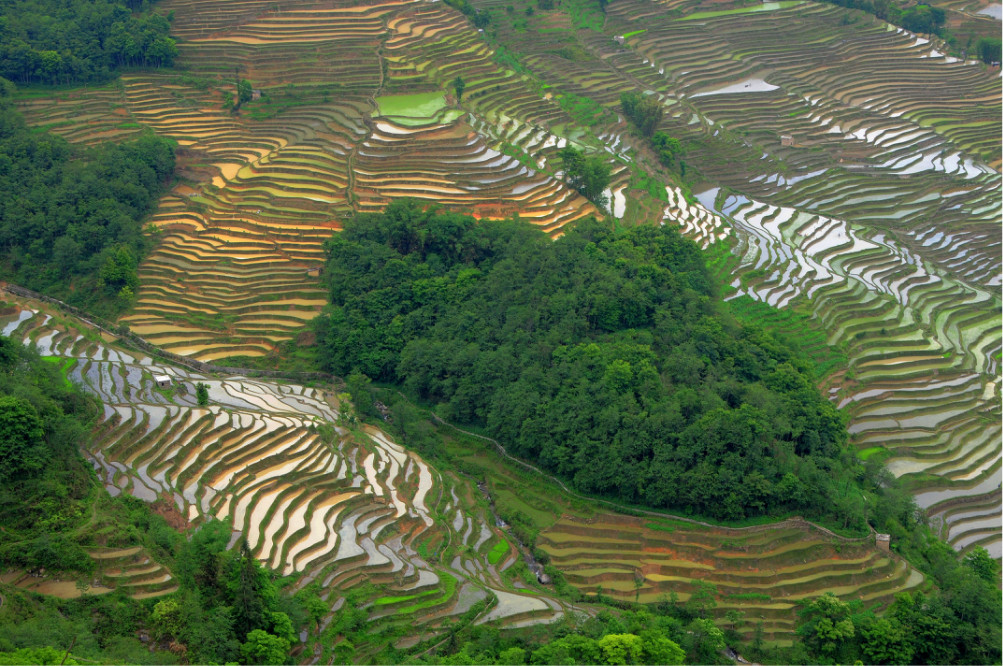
[468,0,1003,558]
[2,297,925,642]
[0,302,571,652]
[14,0,609,361]
[594,0,1002,556]
[539,514,924,642]
[6,0,999,641]
[1,545,177,600]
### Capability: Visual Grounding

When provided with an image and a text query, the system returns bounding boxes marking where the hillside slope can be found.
[8,0,1000,608]
[0,294,927,649]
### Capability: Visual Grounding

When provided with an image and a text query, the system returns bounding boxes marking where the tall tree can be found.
[797,593,857,662]
[230,540,268,640]
[0,396,45,481]
[620,91,663,137]
[558,146,611,209]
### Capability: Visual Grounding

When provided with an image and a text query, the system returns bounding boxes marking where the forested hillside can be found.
[317,200,857,524]
[0,0,176,85]
[0,335,98,572]
[0,79,175,315]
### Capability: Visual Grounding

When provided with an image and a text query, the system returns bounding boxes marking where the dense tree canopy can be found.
[619,91,684,173]
[409,606,708,666]
[159,525,308,665]
[558,146,612,210]
[976,37,1001,64]
[0,80,175,314]
[0,0,176,85]
[0,334,98,573]
[818,0,946,36]
[620,92,663,137]
[316,200,860,523]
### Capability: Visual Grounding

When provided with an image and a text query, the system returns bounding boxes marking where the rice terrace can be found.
[0,0,999,663]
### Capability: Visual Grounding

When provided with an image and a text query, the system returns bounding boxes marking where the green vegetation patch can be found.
[376,92,447,119]
[0,0,177,85]
[374,588,437,606]
[726,295,847,380]
[487,540,510,565]
[395,572,457,614]
[317,201,861,527]
[727,592,773,602]
[0,81,176,317]
[679,1,802,21]
[40,356,75,388]
[565,0,604,30]
[556,92,610,127]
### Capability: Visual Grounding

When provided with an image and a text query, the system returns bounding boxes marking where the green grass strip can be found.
[41,356,75,388]
[857,447,884,461]
[374,588,437,606]
[727,592,772,602]
[679,1,801,21]
[395,572,457,614]
[487,540,510,565]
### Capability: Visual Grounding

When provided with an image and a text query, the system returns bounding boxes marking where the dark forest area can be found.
[0,79,175,315]
[0,0,176,85]
[319,201,862,525]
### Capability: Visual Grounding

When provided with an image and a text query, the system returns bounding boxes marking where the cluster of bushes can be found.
[790,547,1000,665]
[403,590,737,666]
[0,335,97,573]
[557,146,612,209]
[0,524,324,666]
[620,91,662,137]
[316,200,869,525]
[820,0,946,35]
[620,92,684,171]
[0,79,175,315]
[974,37,1001,64]
[147,521,326,665]
[444,0,492,28]
[0,0,176,85]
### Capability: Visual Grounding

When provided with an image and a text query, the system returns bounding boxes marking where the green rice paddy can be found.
[857,447,885,460]
[679,1,803,21]
[375,92,447,119]
[374,589,436,606]
[394,572,457,615]
[487,540,510,565]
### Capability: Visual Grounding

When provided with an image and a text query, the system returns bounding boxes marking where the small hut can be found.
[780,134,795,147]
[154,374,173,389]
[875,533,891,553]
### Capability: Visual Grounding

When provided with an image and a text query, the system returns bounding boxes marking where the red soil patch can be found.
[152,493,191,531]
